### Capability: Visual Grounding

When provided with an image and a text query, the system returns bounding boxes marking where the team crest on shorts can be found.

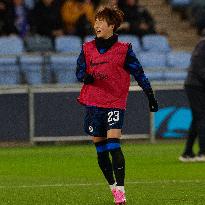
[89,126,93,133]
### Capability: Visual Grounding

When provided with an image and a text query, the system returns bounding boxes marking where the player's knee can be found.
[106,138,121,151]
[94,139,107,153]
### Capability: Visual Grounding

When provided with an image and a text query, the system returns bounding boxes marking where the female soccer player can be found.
[76,7,158,205]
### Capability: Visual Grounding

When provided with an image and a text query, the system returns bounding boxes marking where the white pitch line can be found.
[0,180,204,189]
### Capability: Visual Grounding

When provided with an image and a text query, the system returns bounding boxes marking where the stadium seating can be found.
[169,0,191,8]
[142,35,171,53]
[164,51,191,81]
[166,51,191,69]
[24,35,54,52]
[0,33,192,85]
[50,55,78,84]
[138,52,167,80]
[118,35,141,52]
[0,57,20,85]
[164,70,187,80]
[0,36,23,55]
[138,52,167,68]
[55,36,82,53]
[20,55,44,85]
[144,69,165,81]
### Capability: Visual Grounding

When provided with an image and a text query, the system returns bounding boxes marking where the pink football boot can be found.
[112,189,126,205]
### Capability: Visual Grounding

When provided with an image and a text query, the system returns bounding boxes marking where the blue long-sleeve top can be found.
[76,36,152,93]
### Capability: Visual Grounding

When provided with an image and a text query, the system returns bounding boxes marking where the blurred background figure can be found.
[11,0,30,38]
[100,0,121,8]
[119,0,156,39]
[61,0,94,38]
[24,0,35,9]
[107,0,118,7]
[86,0,101,9]
[179,34,205,162]
[189,0,205,35]
[30,0,64,39]
[0,0,17,36]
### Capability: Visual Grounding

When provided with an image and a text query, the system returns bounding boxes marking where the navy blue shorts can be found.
[84,106,125,137]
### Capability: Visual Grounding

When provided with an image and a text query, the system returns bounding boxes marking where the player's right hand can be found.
[83,73,94,84]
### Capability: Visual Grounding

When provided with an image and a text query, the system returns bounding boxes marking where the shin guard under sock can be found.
[95,140,115,185]
[107,138,125,186]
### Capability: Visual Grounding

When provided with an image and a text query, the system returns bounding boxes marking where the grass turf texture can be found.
[0,141,205,205]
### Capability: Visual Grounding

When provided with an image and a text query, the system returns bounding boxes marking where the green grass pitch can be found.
[0,141,205,205]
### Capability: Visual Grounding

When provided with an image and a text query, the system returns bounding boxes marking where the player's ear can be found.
[110,25,114,30]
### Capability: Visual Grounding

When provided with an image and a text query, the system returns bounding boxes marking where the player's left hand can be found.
[148,96,158,112]
[145,89,158,112]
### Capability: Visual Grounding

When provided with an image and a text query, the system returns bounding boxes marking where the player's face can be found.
[94,18,114,39]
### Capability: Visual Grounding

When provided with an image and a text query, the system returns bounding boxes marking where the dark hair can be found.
[95,7,124,31]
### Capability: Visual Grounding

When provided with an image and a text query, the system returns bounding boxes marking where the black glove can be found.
[145,89,158,112]
[83,73,94,84]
